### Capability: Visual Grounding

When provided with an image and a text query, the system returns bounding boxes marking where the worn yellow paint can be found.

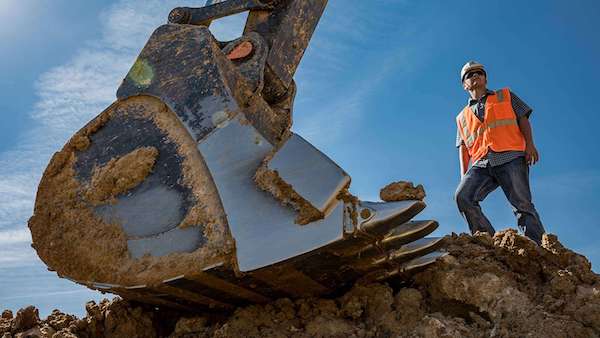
[128,58,154,87]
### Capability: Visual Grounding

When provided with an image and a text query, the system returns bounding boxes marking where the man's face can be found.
[462,70,487,91]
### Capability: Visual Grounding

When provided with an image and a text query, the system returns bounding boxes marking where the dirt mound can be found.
[3,230,599,337]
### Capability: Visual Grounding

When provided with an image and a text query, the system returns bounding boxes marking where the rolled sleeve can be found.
[510,91,533,118]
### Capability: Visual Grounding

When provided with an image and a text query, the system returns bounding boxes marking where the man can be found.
[454,61,546,244]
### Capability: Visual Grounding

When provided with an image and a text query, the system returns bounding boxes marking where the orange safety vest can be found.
[456,88,526,163]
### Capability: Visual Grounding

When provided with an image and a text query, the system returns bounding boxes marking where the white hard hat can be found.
[460,61,486,82]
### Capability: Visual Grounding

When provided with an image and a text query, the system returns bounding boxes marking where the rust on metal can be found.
[226,41,254,60]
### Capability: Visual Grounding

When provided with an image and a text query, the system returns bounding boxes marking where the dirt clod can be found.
[86,146,158,204]
[45,310,76,332]
[12,306,39,332]
[255,157,324,225]
[380,181,426,201]
[169,317,210,338]
[337,188,359,226]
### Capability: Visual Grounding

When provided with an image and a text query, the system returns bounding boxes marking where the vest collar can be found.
[467,89,495,106]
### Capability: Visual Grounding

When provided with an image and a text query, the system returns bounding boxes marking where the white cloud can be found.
[0,289,90,301]
[0,246,37,268]
[0,229,30,244]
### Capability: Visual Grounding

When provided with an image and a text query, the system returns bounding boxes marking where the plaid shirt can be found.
[456,89,532,167]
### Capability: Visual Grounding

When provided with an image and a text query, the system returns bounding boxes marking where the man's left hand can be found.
[525,143,539,165]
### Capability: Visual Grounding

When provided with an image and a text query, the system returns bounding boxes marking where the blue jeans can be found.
[455,157,545,244]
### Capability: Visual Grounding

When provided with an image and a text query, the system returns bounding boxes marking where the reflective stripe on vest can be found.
[462,118,519,147]
[459,112,471,145]
[456,88,526,161]
[495,89,504,102]
[458,92,507,147]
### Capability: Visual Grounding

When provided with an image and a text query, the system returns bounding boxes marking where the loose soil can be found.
[6,230,598,337]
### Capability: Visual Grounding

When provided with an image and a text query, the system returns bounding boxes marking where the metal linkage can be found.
[167,0,328,104]
[168,0,278,26]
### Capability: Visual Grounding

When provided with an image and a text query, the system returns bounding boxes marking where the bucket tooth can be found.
[358,251,448,284]
[340,220,439,259]
[250,218,438,293]
[382,220,439,246]
[349,237,444,271]
[357,200,426,236]
[400,250,448,272]
[257,223,440,293]
[373,237,445,266]
[329,201,429,257]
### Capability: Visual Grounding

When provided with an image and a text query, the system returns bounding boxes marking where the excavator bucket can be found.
[28,0,446,311]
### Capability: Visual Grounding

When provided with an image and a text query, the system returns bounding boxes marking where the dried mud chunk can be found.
[493,228,537,252]
[71,135,90,151]
[254,162,324,225]
[45,309,76,332]
[12,306,40,332]
[44,151,71,178]
[39,324,56,338]
[169,317,209,337]
[413,314,478,338]
[336,188,359,226]
[0,316,11,336]
[14,326,43,338]
[102,299,156,338]
[86,146,159,204]
[379,181,425,201]
[393,288,425,327]
[52,329,78,338]
[304,316,355,338]
[340,284,394,323]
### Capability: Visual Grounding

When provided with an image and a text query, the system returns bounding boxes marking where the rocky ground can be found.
[2,229,599,338]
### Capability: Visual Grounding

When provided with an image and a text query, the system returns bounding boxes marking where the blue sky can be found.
[1,0,599,317]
